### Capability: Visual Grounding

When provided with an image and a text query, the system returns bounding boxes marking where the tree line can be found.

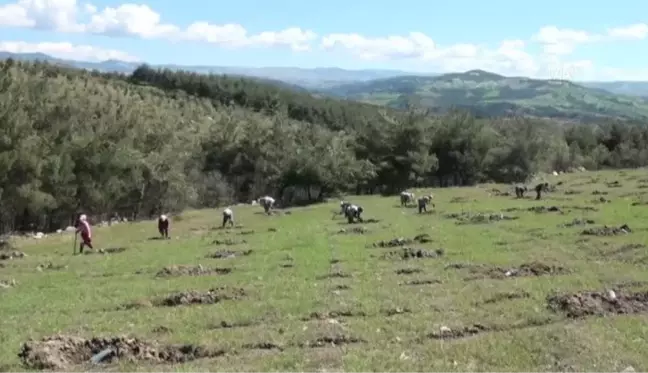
[1,59,647,234]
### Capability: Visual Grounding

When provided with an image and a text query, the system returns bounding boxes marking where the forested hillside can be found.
[322,70,648,122]
[2,59,648,234]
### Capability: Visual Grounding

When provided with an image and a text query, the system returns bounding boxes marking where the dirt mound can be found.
[157,287,246,307]
[481,291,531,304]
[564,190,582,195]
[212,238,246,245]
[333,284,350,290]
[280,263,294,268]
[547,290,648,318]
[395,268,422,275]
[382,247,444,260]
[0,279,17,289]
[83,247,126,255]
[238,230,255,235]
[606,181,622,188]
[36,263,68,271]
[382,307,411,316]
[372,234,432,248]
[212,320,258,329]
[592,197,611,204]
[401,279,441,286]
[592,190,608,195]
[527,206,562,213]
[337,227,368,234]
[18,335,225,370]
[582,224,631,236]
[447,261,570,280]
[303,310,367,321]
[489,188,511,197]
[205,249,252,259]
[631,200,648,206]
[446,212,518,225]
[243,342,283,351]
[427,318,553,340]
[450,197,470,203]
[0,250,26,260]
[317,272,352,280]
[298,335,366,348]
[0,239,15,251]
[154,265,231,278]
[559,218,595,228]
[428,323,489,340]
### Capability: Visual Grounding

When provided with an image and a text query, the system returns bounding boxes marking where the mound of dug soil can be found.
[547,290,648,318]
[211,239,247,245]
[316,271,352,280]
[298,335,366,348]
[18,335,225,370]
[157,287,246,307]
[337,227,368,234]
[447,261,569,280]
[401,279,441,286]
[155,265,231,278]
[446,212,518,225]
[0,250,26,260]
[205,249,252,259]
[36,262,68,271]
[382,247,444,260]
[372,234,432,248]
[582,224,631,236]
[303,310,367,321]
[559,218,595,228]
[0,279,17,289]
[83,247,126,255]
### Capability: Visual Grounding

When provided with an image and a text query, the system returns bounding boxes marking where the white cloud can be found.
[1,0,648,80]
[0,40,139,62]
[607,23,648,40]
[0,0,318,51]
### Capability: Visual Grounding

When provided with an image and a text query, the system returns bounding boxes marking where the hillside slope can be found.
[323,70,648,122]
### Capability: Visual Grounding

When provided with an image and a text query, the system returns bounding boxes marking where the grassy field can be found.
[2,169,648,371]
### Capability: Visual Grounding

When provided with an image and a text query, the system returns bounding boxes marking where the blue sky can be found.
[1,0,648,80]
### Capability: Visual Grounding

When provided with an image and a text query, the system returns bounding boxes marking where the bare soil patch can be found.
[400,279,442,286]
[559,218,595,228]
[606,181,622,188]
[0,279,17,289]
[205,249,253,259]
[18,335,225,370]
[317,271,352,280]
[382,307,412,316]
[395,268,422,275]
[212,238,247,245]
[337,226,368,234]
[242,342,283,351]
[447,261,570,280]
[480,291,531,305]
[297,335,366,348]
[582,224,631,236]
[303,310,367,321]
[372,233,432,248]
[547,290,648,318]
[382,247,444,260]
[238,230,255,236]
[445,212,518,224]
[427,317,554,340]
[592,190,608,195]
[83,247,127,255]
[211,320,259,329]
[36,262,68,271]
[564,190,582,195]
[592,197,612,204]
[0,250,26,260]
[280,263,294,268]
[154,265,232,278]
[156,287,246,307]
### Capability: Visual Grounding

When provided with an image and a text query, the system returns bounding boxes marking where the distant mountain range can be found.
[3,51,648,122]
[0,51,425,90]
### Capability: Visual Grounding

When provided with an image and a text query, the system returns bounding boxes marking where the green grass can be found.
[3,169,648,371]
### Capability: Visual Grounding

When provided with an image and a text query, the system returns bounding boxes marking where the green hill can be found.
[322,69,648,122]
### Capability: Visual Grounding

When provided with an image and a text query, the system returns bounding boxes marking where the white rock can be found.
[34,232,44,239]
[56,229,62,234]
[65,226,76,232]
[440,326,451,333]
[552,171,559,176]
